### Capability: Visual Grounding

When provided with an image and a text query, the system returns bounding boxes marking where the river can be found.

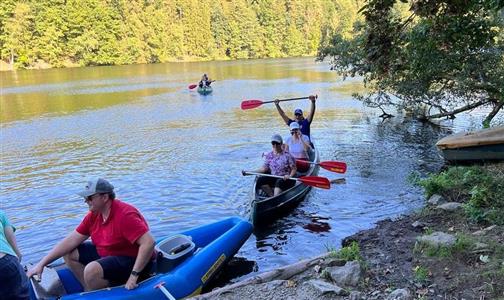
[0,57,489,280]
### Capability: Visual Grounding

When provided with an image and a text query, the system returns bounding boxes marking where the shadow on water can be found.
[202,257,258,292]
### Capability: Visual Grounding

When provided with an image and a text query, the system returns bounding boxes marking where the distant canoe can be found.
[436,126,504,161]
[197,86,213,95]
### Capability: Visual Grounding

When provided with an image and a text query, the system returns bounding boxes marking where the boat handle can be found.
[154,282,177,300]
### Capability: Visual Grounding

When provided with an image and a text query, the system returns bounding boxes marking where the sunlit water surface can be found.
[0,58,492,280]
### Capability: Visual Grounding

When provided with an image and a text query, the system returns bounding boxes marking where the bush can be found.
[418,166,504,225]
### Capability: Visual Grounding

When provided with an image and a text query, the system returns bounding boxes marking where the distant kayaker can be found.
[284,122,312,172]
[199,74,214,88]
[27,178,155,291]
[243,134,297,197]
[0,210,29,300]
[275,95,316,139]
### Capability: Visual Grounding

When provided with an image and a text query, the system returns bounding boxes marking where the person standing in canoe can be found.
[284,122,312,172]
[274,95,317,139]
[243,134,297,197]
[27,178,155,291]
[0,210,29,300]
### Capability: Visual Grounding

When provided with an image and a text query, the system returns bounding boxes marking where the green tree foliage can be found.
[1,2,35,67]
[319,0,504,126]
[0,0,358,69]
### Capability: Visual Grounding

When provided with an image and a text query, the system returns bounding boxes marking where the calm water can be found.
[0,58,490,279]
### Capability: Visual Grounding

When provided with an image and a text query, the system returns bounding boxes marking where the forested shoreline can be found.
[0,0,362,70]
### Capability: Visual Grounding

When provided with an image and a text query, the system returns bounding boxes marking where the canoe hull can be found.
[436,126,504,162]
[250,147,320,226]
[197,86,213,95]
[30,217,253,300]
[439,144,504,162]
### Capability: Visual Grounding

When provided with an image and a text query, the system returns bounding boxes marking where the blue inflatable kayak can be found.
[30,217,253,299]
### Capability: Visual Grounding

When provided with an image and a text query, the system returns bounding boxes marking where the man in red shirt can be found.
[27,178,155,291]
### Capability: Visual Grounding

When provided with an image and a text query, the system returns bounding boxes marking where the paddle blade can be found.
[188,84,197,89]
[241,100,263,110]
[299,176,331,189]
[320,161,347,174]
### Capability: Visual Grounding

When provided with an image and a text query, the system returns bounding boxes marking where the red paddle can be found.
[296,160,347,174]
[242,171,331,189]
[241,96,314,110]
[188,84,198,89]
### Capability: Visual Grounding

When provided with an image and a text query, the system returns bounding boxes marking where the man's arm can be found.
[306,95,316,123]
[27,230,88,279]
[274,99,291,125]
[125,232,155,290]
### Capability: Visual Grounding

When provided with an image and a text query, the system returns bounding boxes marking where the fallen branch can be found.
[426,99,489,120]
[190,253,333,299]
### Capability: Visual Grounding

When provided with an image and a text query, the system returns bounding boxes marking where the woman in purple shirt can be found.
[247,134,297,197]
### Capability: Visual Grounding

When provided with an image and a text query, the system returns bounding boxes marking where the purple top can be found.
[263,150,296,176]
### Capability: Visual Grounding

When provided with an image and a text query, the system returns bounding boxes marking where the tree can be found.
[2,2,35,67]
[319,0,504,127]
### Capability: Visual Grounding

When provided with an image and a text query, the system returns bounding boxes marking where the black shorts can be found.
[0,254,29,300]
[257,176,295,191]
[77,242,152,287]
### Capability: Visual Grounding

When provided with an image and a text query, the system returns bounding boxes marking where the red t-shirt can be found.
[76,199,149,257]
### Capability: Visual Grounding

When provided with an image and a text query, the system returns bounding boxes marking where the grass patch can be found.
[413,265,430,283]
[417,166,504,225]
[414,233,474,258]
[328,241,363,262]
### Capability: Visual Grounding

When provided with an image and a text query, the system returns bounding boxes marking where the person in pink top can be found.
[27,178,155,291]
[244,134,297,197]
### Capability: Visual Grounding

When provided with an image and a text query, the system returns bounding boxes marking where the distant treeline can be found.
[0,0,362,69]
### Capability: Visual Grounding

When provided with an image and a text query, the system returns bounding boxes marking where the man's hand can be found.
[125,275,139,290]
[309,95,317,102]
[283,174,291,180]
[27,263,44,281]
[274,99,280,105]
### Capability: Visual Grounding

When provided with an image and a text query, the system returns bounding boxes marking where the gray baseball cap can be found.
[77,178,114,198]
[271,134,283,144]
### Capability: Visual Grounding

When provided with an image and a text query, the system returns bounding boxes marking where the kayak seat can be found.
[155,234,196,274]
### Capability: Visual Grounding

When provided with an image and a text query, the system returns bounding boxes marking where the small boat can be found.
[29,217,253,300]
[197,86,213,95]
[436,126,504,162]
[250,146,320,226]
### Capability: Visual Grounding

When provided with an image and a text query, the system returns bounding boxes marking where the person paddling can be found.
[198,74,214,88]
[243,134,297,197]
[284,122,312,172]
[274,95,316,139]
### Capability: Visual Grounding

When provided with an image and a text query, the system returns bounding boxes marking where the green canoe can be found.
[197,86,213,95]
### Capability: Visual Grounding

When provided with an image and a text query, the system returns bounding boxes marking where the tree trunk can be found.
[190,253,337,299]
[483,100,504,127]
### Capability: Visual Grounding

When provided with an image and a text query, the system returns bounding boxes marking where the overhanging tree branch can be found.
[426,99,490,120]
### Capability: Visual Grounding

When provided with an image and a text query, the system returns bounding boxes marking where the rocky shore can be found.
[191,165,504,300]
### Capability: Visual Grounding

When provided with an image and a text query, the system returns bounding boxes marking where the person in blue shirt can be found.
[0,210,29,300]
[274,95,316,139]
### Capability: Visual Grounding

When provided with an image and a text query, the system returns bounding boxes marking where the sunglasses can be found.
[85,193,103,202]
[291,129,299,134]
[271,141,281,146]
[295,113,302,116]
